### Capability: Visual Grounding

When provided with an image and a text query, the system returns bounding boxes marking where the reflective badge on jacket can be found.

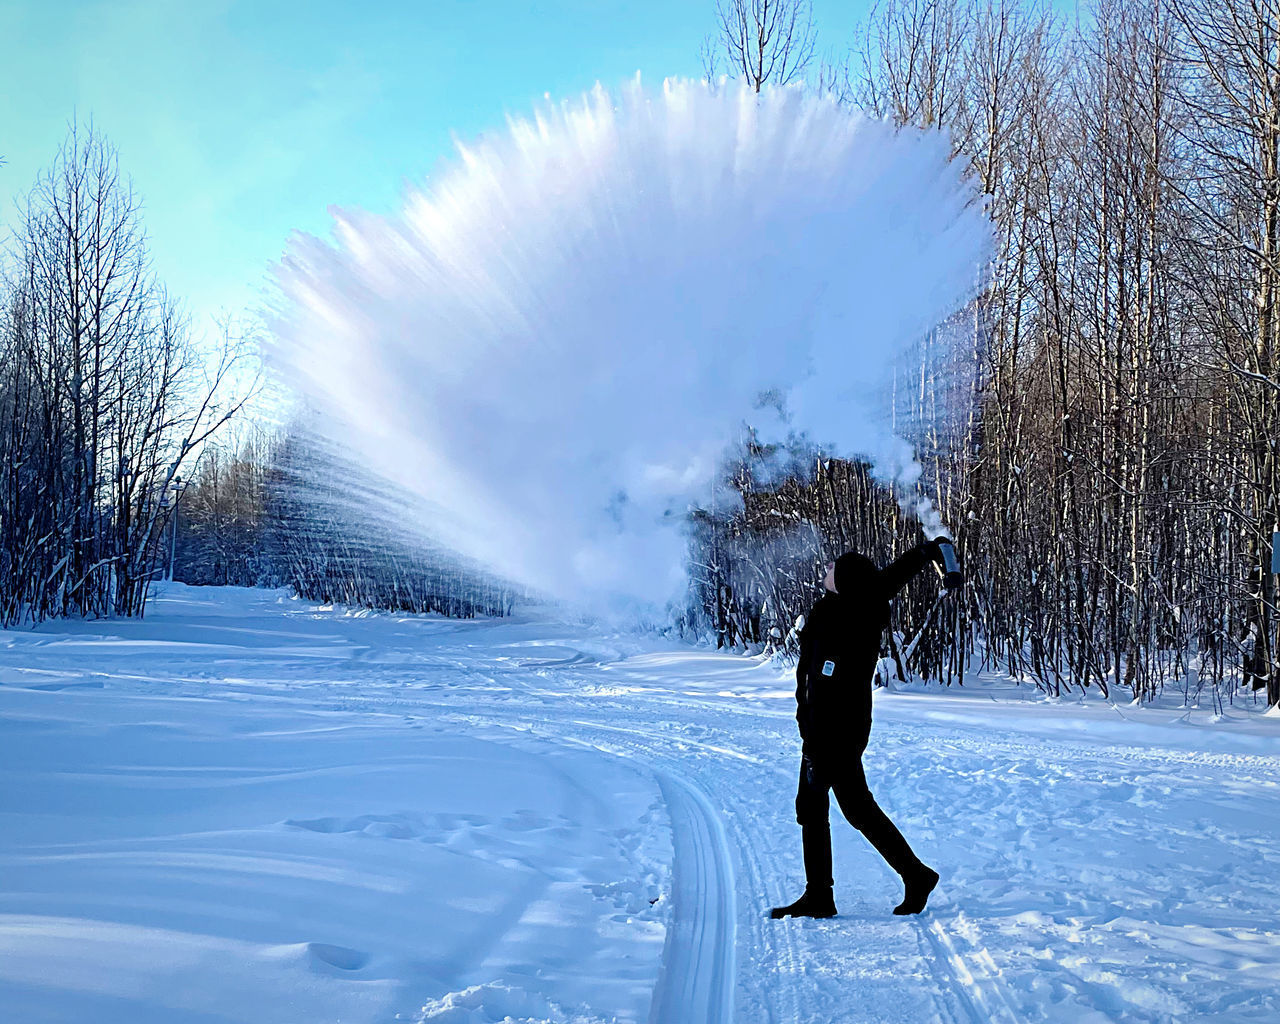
[821,660,836,676]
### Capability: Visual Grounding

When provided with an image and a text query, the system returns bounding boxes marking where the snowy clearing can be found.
[2,584,1278,1023]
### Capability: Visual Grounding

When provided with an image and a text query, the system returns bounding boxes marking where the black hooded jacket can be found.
[795,544,935,757]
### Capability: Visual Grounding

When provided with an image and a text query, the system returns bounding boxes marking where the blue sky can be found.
[0,0,868,337]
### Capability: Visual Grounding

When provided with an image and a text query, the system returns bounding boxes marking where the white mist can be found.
[267,78,992,610]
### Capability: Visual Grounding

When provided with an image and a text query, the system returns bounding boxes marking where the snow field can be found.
[0,591,669,1024]
[2,583,1279,1022]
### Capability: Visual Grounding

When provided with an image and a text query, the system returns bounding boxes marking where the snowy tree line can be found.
[693,0,1280,708]
[168,426,516,618]
[0,125,244,626]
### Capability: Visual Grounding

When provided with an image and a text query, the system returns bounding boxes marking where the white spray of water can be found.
[267,77,991,610]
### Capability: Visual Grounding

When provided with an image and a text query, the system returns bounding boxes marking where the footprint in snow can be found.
[306,942,369,971]
[284,813,420,838]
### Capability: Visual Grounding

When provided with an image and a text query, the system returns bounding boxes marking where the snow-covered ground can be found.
[2,584,1278,1023]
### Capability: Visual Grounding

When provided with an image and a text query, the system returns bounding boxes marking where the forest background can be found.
[2,0,1278,711]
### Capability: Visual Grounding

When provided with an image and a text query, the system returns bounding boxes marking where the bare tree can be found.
[712,0,818,90]
[851,0,975,133]
[1166,0,1280,706]
[0,122,249,624]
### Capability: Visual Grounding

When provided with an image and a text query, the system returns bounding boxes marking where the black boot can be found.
[893,866,939,916]
[770,886,837,919]
[800,822,833,892]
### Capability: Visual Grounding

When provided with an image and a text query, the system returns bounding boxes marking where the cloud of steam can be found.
[266,77,991,610]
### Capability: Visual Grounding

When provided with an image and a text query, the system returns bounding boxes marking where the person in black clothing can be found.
[770,541,946,920]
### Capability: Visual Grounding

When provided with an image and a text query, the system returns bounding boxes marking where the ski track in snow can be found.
[648,773,735,1024]
[3,584,1280,1023]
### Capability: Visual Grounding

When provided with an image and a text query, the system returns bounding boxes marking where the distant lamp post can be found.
[167,475,186,583]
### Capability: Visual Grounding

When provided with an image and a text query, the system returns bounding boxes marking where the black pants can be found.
[794,749,923,889]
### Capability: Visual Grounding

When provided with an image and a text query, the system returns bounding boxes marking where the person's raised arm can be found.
[878,541,938,599]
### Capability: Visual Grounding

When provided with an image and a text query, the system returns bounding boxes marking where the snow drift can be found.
[267,77,991,610]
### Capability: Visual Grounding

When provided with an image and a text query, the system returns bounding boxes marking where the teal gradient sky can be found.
[1,0,869,337]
